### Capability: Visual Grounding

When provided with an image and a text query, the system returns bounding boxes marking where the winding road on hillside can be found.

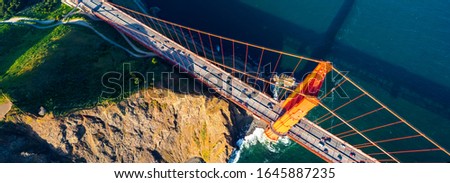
[0,17,156,58]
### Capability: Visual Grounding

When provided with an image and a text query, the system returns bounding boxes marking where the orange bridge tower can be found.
[265,62,332,140]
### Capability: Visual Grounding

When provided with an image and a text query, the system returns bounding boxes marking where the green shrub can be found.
[0,0,60,19]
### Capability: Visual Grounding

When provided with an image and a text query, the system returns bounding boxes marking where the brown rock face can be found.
[0,102,12,120]
[1,88,254,163]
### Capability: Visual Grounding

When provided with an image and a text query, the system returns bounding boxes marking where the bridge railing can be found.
[107,2,450,163]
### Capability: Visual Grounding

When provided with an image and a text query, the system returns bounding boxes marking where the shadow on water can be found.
[312,0,355,58]
[138,0,450,161]
[143,0,321,55]
[145,0,450,120]
[0,122,86,163]
[331,42,450,119]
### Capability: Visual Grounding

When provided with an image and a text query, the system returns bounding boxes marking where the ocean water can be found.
[142,0,450,162]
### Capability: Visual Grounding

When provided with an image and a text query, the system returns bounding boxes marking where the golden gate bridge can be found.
[65,0,450,163]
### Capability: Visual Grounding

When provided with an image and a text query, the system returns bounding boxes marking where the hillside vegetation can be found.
[0,2,168,116]
[0,0,60,19]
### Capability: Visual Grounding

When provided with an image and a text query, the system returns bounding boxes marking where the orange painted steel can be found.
[204,56,323,108]
[338,120,403,138]
[142,14,157,31]
[314,93,366,125]
[232,41,235,76]
[188,30,199,55]
[325,107,384,131]
[164,23,176,41]
[287,133,334,163]
[146,45,317,163]
[208,35,216,62]
[265,62,332,140]
[179,26,192,51]
[204,56,318,107]
[254,49,265,88]
[369,148,441,156]
[109,2,323,64]
[155,19,168,38]
[281,58,303,100]
[263,53,283,93]
[244,44,249,73]
[107,2,450,161]
[333,68,450,157]
[171,24,183,46]
[96,8,349,118]
[201,55,308,105]
[220,38,225,70]
[197,31,207,58]
[319,79,347,100]
[283,62,330,108]
[317,103,400,162]
[265,97,320,140]
[290,59,303,78]
[355,135,423,149]
[205,58,296,93]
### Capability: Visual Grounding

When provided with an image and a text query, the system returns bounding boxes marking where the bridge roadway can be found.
[69,0,378,163]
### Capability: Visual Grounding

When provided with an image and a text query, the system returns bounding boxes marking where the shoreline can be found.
[245,118,267,137]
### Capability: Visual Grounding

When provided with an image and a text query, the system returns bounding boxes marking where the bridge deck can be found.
[69,0,378,163]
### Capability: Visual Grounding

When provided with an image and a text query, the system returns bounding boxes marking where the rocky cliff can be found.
[0,87,255,163]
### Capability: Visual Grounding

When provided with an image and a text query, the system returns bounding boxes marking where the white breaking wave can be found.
[228,128,292,163]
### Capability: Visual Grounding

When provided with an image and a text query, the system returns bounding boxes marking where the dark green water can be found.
[142,0,450,162]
